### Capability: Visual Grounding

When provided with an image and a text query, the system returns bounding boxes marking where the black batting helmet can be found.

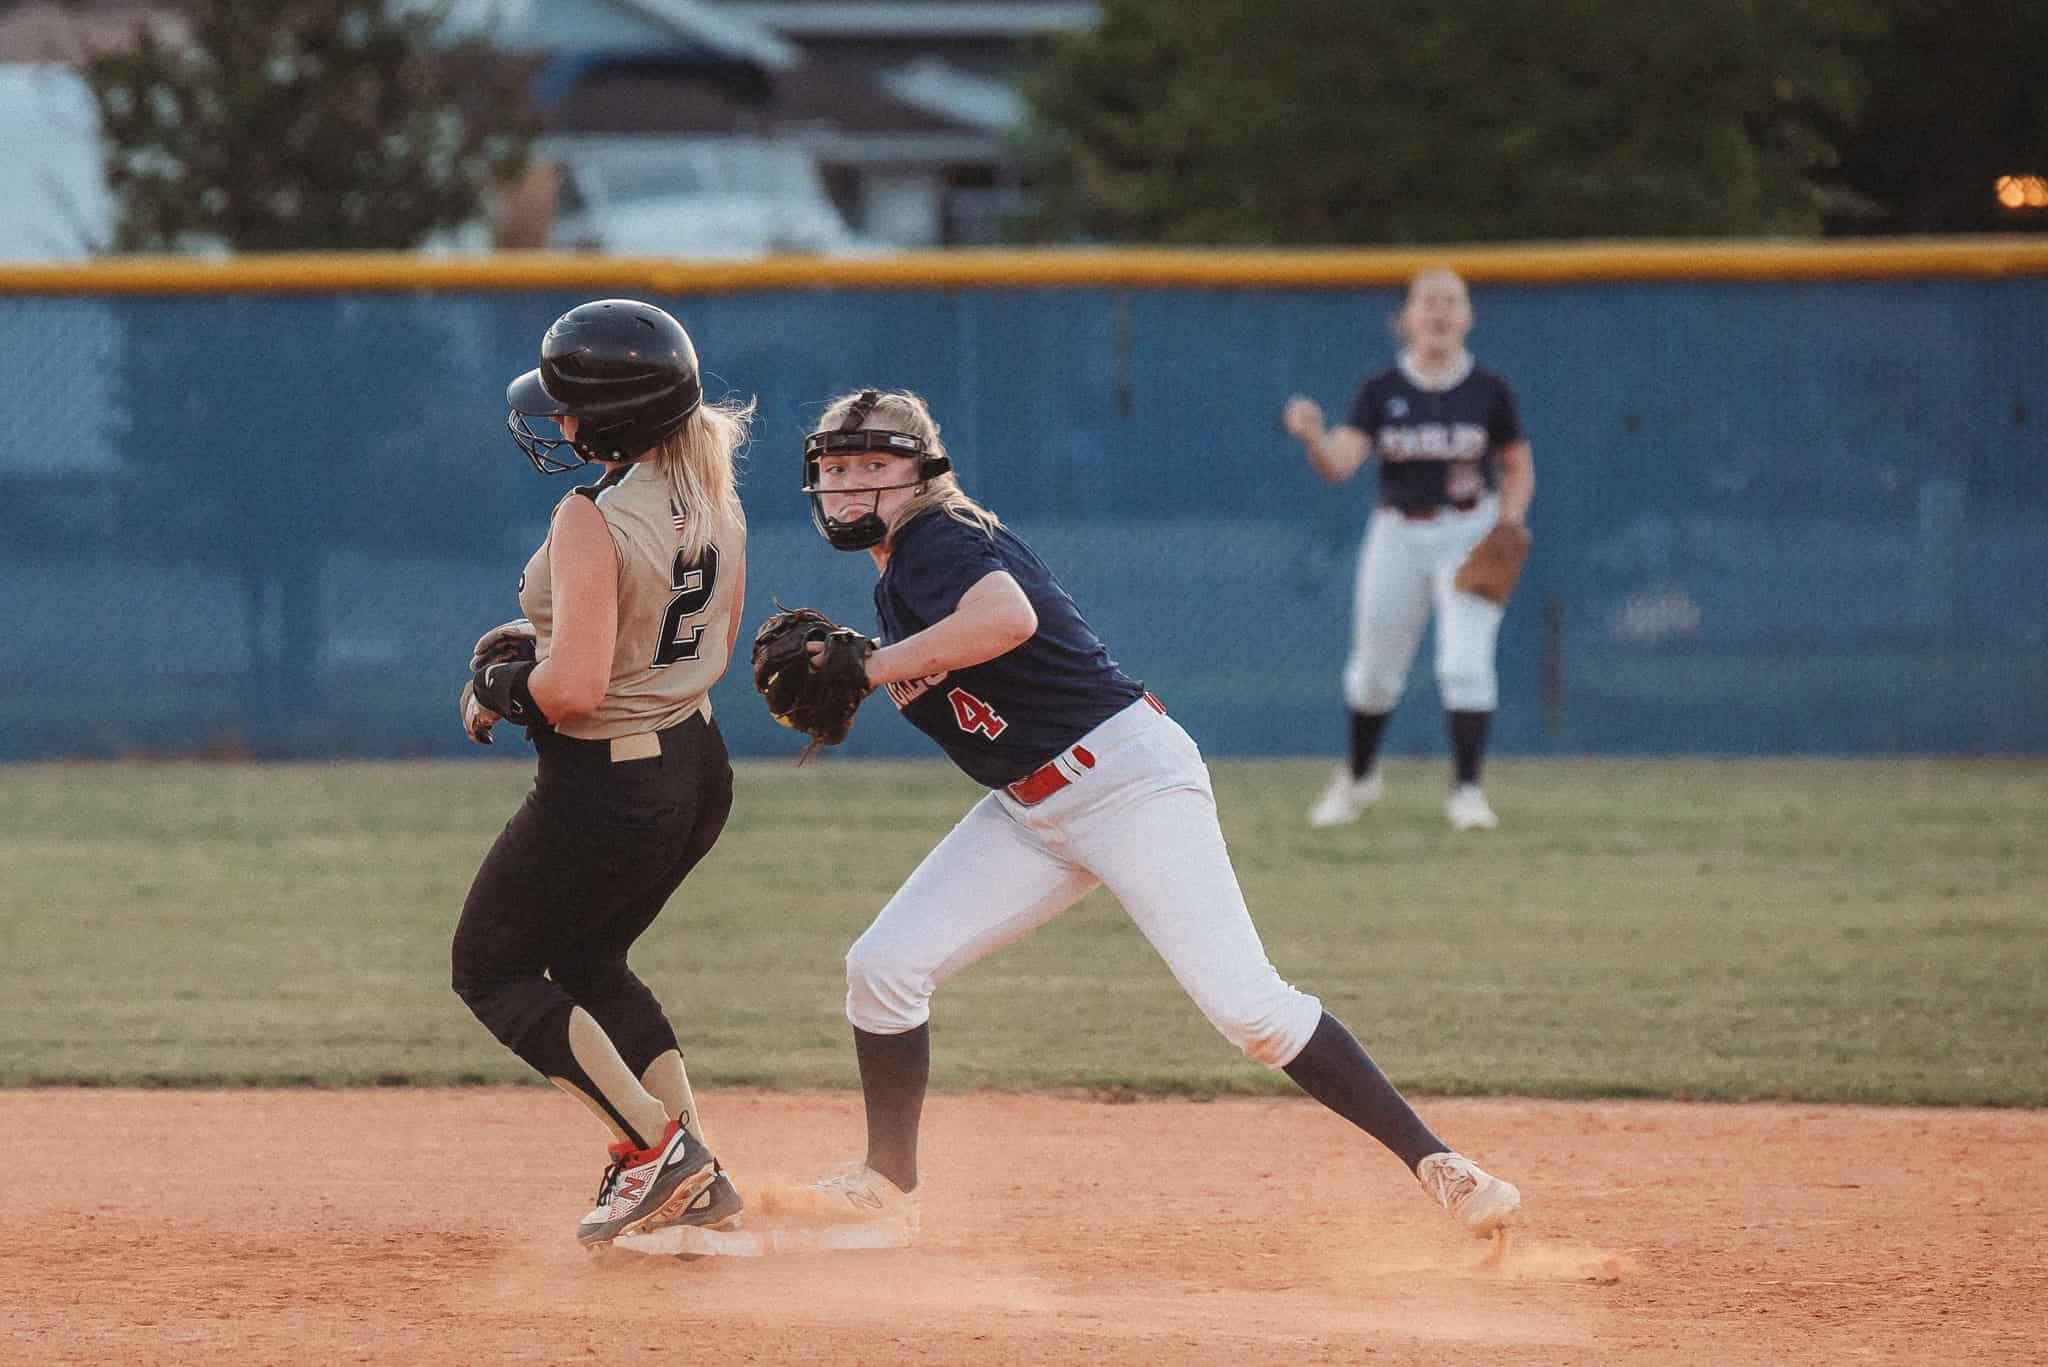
[506,299,703,474]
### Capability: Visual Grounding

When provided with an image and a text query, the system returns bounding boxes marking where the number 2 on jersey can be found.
[653,544,719,666]
[947,686,1008,738]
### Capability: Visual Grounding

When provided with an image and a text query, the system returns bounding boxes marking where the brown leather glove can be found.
[751,606,876,754]
[1453,523,1532,605]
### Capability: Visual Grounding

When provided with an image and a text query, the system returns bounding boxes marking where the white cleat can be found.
[1417,1152,1521,1237]
[806,1162,921,1238]
[1308,768,1384,828]
[1446,783,1499,831]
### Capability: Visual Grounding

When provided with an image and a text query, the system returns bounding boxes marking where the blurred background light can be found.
[1995,174,2048,209]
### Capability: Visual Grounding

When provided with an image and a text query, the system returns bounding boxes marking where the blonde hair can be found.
[651,395,753,564]
[813,388,1001,547]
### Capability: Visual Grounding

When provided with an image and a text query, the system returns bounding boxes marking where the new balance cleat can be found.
[576,1120,720,1247]
[668,1170,744,1232]
[806,1162,920,1237]
[1417,1151,1521,1237]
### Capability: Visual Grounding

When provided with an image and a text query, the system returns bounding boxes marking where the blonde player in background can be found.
[1284,267,1536,831]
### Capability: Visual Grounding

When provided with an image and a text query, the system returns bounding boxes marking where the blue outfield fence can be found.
[3,250,2045,761]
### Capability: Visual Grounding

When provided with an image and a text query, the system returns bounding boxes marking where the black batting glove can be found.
[471,659,550,728]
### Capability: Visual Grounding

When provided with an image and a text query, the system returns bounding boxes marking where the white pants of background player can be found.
[844,697,1326,1066]
[1343,495,1505,714]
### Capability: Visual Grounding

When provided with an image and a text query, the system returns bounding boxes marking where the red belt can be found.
[1005,693,1166,805]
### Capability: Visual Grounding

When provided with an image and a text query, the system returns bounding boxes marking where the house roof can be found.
[879,57,1023,133]
[0,0,1067,175]
[450,0,799,70]
[584,0,798,69]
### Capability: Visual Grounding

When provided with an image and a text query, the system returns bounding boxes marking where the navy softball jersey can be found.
[1346,360,1524,514]
[874,511,1144,788]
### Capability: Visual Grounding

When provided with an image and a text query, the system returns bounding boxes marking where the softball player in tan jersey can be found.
[452,299,756,1249]
[518,458,743,742]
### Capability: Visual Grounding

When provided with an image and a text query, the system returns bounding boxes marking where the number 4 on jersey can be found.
[947,686,1007,739]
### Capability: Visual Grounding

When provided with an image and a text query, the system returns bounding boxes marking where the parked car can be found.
[540,135,879,257]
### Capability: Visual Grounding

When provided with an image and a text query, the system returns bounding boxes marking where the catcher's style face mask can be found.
[802,394,951,551]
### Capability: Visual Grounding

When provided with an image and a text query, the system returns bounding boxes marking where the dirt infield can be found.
[5,1090,2042,1365]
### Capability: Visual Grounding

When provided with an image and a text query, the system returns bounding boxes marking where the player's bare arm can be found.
[865,570,1037,688]
[722,555,748,662]
[1283,395,1371,483]
[527,493,619,722]
[1495,438,1535,526]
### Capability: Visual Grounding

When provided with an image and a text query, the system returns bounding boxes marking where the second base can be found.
[613,1221,913,1258]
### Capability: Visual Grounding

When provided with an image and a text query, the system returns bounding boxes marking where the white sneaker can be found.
[1308,768,1384,828]
[1446,784,1499,831]
[1417,1152,1521,1237]
[806,1162,921,1237]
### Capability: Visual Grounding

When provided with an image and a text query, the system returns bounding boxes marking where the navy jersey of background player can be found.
[1348,361,1524,513]
[874,511,1144,788]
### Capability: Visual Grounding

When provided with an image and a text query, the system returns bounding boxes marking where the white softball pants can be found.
[1341,496,1505,714]
[844,698,1325,1068]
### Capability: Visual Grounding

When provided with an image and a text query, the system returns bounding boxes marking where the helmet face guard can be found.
[801,427,952,551]
[505,299,703,475]
[507,408,594,475]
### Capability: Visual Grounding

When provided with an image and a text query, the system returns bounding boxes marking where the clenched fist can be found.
[1281,395,1325,442]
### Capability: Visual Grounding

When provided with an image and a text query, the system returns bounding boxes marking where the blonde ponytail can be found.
[655,396,754,563]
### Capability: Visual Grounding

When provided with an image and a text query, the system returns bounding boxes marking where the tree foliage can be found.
[1018,0,1887,243]
[1815,0,2048,234]
[70,3,540,725]
[79,0,536,251]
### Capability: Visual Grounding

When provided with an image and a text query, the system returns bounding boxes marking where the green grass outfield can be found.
[3,757,2043,1105]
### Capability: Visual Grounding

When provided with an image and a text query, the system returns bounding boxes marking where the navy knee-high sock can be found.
[1349,709,1392,780]
[854,1024,928,1193]
[1282,1011,1446,1173]
[1448,709,1491,786]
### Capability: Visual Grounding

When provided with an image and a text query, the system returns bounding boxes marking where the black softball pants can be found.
[451,712,733,1085]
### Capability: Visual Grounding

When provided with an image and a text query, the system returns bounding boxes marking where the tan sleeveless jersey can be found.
[518,462,744,740]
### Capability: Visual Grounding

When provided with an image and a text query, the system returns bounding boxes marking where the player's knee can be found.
[843,939,933,1034]
[449,939,496,1009]
[451,966,541,1052]
[451,933,555,1047]
[1437,666,1497,712]
[1210,989,1325,1069]
[1236,1028,1296,1068]
[1344,664,1404,714]
[549,956,628,1002]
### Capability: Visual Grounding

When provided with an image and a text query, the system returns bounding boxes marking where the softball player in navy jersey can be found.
[1284,267,1536,831]
[795,388,1520,1241]
[451,299,753,1249]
